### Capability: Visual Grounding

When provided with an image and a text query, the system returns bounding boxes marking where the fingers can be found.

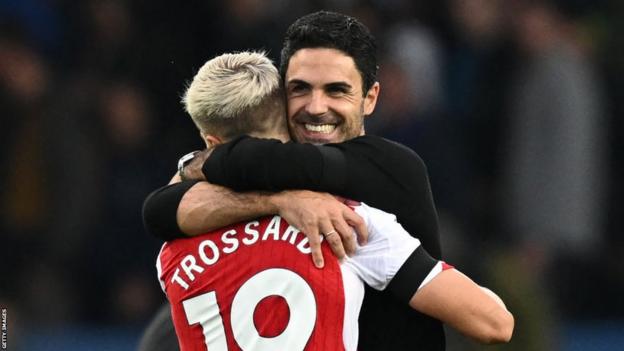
[320,218,346,260]
[332,215,357,256]
[343,208,368,245]
[303,223,325,269]
[273,190,367,268]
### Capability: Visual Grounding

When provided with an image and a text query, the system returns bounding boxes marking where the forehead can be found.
[286,48,363,89]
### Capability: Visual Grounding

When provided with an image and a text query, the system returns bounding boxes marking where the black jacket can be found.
[142,135,445,350]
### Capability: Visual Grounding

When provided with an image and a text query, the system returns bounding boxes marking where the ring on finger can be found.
[323,230,337,238]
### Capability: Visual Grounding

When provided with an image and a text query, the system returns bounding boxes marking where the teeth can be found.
[304,124,336,134]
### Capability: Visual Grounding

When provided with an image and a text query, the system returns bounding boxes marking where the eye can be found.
[289,84,309,95]
[326,85,349,96]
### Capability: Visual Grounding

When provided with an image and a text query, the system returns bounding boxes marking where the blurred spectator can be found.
[77,80,164,324]
[503,0,607,265]
[0,33,96,326]
[496,0,608,349]
[370,22,444,137]
[370,22,472,222]
[75,0,141,76]
[443,0,515,246]
[0,0,64,59]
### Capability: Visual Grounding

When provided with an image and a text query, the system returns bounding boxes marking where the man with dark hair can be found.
[279,11,378,97]
[141,11,448,350]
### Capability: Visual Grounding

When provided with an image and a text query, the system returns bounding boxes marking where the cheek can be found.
[287,98,304,118]
[347,103,365,131]
[335,101,362,123]
[328,99,352,116]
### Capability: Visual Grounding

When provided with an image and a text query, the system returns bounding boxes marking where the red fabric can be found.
[159,216,346,351]
[253,295,289,337]
[441,261,454,271]
[333,196,361,209]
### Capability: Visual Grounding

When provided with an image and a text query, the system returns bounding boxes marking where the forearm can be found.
[177,182,278,235]
[143,180,279,240]
[409,269,514,344]
[203,136,332,192]
[143,181,201,240]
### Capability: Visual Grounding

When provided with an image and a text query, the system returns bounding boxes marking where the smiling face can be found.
[285,48,380,144]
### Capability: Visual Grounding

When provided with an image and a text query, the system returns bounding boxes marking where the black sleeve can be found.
[203,135,442,258]
[142,180,200,241]
[386,246,439,303]
[203,135,345,193]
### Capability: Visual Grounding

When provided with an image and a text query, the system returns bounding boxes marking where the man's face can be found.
[285,48,379,144]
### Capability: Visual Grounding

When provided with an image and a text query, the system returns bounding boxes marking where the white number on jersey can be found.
[182,268,317,351]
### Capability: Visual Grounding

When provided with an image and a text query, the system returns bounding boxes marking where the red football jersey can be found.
[157,215,346,351]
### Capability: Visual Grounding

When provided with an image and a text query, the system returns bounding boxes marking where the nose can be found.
[305,90,329,116]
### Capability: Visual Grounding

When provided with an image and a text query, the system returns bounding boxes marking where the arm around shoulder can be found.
[176,182,279,235]
[142,180,201,240]
[142,179,280,239]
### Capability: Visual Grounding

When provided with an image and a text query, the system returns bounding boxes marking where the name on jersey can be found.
[170,216,315,290]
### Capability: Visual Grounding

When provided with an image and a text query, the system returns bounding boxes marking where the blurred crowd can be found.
[1,0,623,349]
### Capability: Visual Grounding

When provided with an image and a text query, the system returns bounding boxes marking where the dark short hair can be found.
[280,11,378,95]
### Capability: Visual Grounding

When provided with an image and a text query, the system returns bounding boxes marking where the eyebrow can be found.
[325,82,352,91]
[286,79,311,88]
[287,79,353,90]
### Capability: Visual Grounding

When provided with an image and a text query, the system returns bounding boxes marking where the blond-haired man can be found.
[183,52,290,144]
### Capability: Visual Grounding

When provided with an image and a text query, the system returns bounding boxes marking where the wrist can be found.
[266,191,287,215]
[180,149,211,181]
[178,151,200,180]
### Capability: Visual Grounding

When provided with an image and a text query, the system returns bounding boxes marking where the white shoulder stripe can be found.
[155,243,168,294]
[417,261,445,291]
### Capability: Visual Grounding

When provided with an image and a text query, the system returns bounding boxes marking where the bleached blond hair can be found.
[182,51,285,140]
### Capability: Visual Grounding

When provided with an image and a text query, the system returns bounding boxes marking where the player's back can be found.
[157,215,346,351]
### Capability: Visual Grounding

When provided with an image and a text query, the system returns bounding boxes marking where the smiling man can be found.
[285,47,379,144]
[141,11,449,351]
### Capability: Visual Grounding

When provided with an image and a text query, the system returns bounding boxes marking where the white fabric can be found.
[156,243,167,293]
[418,261,446,290]
[340,203,423,350]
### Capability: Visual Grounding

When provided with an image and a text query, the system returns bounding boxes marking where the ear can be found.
[202,133,222,148]
[363,82,380,116]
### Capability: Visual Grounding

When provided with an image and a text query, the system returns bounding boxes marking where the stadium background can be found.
[1,0,623,350]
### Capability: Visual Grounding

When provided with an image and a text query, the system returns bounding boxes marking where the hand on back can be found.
[270,190,368,268]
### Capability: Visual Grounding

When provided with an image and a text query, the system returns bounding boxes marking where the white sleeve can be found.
[341,203,421,291]
[155,243,167,294]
